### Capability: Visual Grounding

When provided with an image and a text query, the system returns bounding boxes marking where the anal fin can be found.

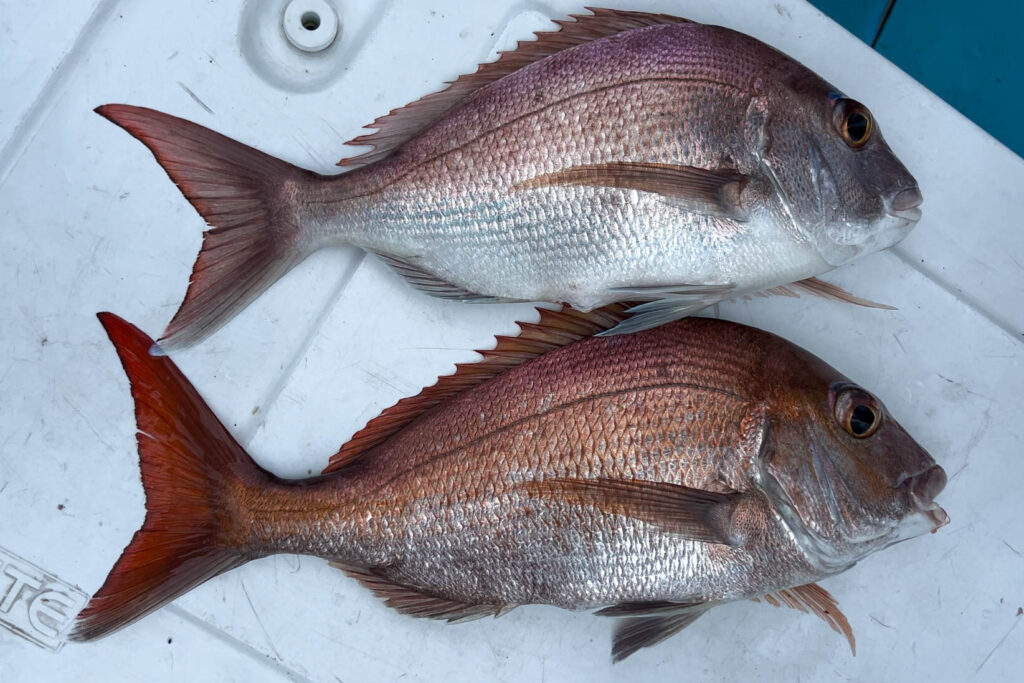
[332,562,509,624]
[373,253,519,303]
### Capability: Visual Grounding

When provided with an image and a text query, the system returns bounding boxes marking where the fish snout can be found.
[886,186,923,222]
[909,465,949,532]
[910,464,946,501]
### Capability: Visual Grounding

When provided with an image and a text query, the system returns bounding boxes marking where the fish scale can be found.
[237,327,816,607]
[70,10,941,659]
[93,9,920,348]
[329,74,764,302]
[71,308,946,658]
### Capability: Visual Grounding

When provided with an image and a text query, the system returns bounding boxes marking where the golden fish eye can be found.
[848,403,877,436]
[832,385,882,438]
[836,101,872,148]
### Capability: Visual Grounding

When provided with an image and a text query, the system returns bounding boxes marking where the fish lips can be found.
[894,464,949,542]
[908,464,950,532]
[886,185,924,223]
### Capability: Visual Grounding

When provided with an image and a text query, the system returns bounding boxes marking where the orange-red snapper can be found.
[71,306,947,660]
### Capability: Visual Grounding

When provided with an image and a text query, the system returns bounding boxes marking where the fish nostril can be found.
[890,186,923,212]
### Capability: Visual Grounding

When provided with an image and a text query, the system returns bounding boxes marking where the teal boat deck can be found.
[811,0,1022,156]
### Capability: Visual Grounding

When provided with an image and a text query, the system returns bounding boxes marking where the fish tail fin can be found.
[95,104,322,350]
[70,313,274,641]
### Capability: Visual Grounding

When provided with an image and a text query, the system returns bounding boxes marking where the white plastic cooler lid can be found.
[1,1,1021,680]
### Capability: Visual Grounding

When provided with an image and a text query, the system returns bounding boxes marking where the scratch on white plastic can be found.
[0,546,88,651]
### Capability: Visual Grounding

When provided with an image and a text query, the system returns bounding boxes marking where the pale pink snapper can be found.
[96,8,921,349]
[72,305,947,660]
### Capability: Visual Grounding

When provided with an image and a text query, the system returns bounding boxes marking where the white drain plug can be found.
[241,0,345,91]
[283,0,338,52]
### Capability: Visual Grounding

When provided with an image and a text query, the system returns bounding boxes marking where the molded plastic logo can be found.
[0,546,88,651]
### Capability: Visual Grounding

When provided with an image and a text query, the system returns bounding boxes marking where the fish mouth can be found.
[886,186,923,223]
[908,464,949,533]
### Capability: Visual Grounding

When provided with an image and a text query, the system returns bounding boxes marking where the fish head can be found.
[754,345,947,572]
[754,71,922,267]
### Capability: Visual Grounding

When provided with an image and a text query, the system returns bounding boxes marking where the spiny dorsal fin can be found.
[322,303,633,474]
[338,8,692,167]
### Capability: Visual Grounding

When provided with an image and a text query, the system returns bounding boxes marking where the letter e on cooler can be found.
[0,546,88,651]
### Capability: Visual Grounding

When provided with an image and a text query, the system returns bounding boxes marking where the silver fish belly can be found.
[95,10,919,348]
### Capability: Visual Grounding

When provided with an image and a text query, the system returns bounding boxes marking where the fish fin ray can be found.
[611,605,710,661]
[522,478,741,545]
[322,303,637,474]
[755,583,856,654]
[95,105,316,350]
[790,277,895,310]
[514,162,749,218]
[596,294,730,336]
[70,314,268,641]
[759,284,801,298]
[372,253,519,302]
[332,563,507,623]
[338,9,692,167]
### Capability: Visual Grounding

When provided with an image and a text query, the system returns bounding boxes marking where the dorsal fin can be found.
[322,303,632,474]
[338,8,692,167]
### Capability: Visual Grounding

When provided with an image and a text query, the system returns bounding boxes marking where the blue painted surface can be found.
[807,0,891,43]
[810,0,1022,158]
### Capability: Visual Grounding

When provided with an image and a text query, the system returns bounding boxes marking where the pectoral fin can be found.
[523,478,742,545]
[514,161,750,219]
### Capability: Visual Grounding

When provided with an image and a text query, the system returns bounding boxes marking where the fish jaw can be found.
[895,505,950,544]
[895,464,950,541]
[768,161,922,268]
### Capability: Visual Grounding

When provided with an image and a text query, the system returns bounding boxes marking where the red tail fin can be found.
[95,105,320,350]
[70,313,272,641]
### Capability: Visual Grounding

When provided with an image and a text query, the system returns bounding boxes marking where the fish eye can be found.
[832,385,882,438]
[833,100,873,148]
[849,404,877,436]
